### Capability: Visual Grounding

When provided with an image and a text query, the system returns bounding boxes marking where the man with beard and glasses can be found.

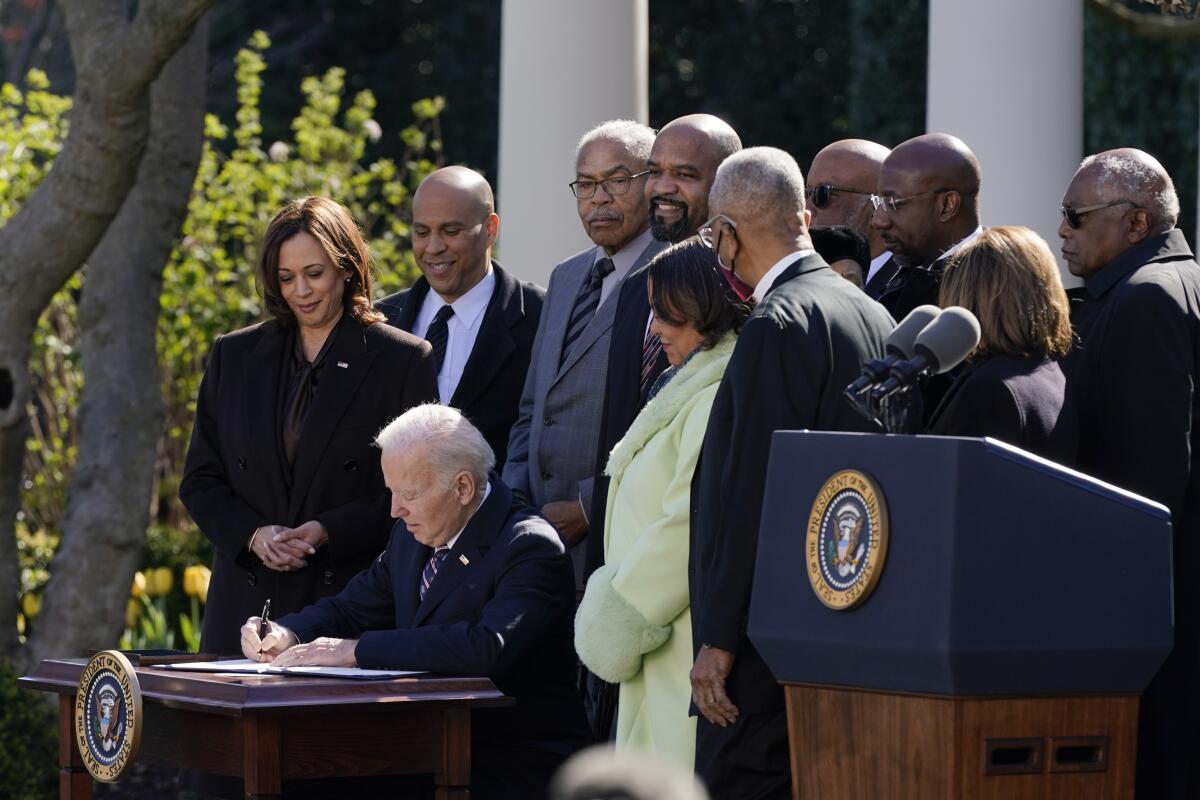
[504,120,663,613]
[869,133,983,321]
[582,114,742,600]
[807,139,893,297]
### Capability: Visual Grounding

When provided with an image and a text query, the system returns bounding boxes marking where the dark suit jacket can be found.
[926,353,1078,465]
[583,248,670,579]
[864,253,898,300]
[1062,229,1200,800]
[278,477,590,798]
[180,316,438,655]
[376,262,545,470]
[876,254,945,322]
[690,253,894,714]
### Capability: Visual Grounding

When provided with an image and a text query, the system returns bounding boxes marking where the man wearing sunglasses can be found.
[869,133,983,322]
[807,138,894,298]
[689,147,893,798]
[1059,148,1200,800]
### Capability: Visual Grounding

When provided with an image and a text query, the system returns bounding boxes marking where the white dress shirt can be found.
[939,226,984,263]
[444,482,492,551]
[866,250,893,286]
[754,249,817,302]
[413,267,497,403]
[596,227,654,307]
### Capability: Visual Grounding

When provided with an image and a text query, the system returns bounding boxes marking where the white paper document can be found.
[155,658,423,680]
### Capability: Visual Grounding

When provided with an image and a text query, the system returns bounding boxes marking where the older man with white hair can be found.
[687,147,894,798]
[243,403,590,798]
[1059,148,1200,800]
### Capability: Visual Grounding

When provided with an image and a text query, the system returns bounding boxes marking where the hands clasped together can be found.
[249,520,328,572]
[239,616,358,668]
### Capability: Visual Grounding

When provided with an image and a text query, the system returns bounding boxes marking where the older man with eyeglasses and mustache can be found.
[1058,148,1200,800]
[869,132,984,322]
[807,138,893,298]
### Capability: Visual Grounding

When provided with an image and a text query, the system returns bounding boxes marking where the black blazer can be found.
[376,261,544,470]
[876,254,945,322]
[278,477,590,798]
[180,316,438,655]
[583,254,670,579]
[863,253,898,300]
[690,254,894,714]
[925,353,1078,465]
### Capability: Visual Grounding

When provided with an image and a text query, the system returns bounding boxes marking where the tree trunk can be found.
[0,0,214,663]
[22,19,209,669]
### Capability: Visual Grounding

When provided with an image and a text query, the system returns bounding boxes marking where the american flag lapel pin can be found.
[459,554,470,566]
[336,361,349,369]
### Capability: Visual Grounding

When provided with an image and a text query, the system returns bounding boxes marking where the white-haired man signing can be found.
[241,403,590,798]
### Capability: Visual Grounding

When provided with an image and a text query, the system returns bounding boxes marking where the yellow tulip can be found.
[131,571,147,599]
[183,565,198,598]
[16,613,24,637]
[150,566,174,597]
[21,593,41,619]
[125,599,141,629]
[196,566,211,604]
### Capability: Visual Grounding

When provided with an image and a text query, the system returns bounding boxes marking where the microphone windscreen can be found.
[884,305,941,358]
[913,306,981,373]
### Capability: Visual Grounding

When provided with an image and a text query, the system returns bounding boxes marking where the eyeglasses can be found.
[698,214,738,249]
[869,188,952,214]
[807,183,872,210]
[568,170,650,200]
[1060,200,1135,229]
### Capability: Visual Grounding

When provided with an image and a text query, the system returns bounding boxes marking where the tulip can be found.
[149,566,174,597]
[183,565,199,598]
[16,613,24,637]
[131,571,147,599]
[21,592,41,619]
[195,565,211,604]
[125,599,141,629]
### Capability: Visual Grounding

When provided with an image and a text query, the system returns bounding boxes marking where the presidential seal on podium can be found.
[806,469,889,610]
[74,649,142,782]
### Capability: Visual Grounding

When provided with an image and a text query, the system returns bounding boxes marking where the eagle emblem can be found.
[94,684,123,753]
[831,503,866,578]
[806,470,890,610]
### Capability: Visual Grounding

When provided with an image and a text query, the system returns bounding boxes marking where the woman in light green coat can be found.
[576,239,751,770]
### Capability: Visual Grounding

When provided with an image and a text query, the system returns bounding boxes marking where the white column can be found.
[497,0,648,288]
[927,0,1083,284]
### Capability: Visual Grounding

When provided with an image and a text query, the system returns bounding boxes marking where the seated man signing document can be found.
[240,403,590,798]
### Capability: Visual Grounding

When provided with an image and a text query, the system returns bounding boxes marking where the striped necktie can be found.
[425,305,455,374]
[640,321,663,399]
[419,545,451,602]
[561,257,615,367]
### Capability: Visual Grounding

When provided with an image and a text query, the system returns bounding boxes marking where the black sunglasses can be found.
[807,183,872,210]
[1060,200,1136,229]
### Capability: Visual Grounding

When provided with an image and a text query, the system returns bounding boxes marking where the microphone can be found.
[869,306,981,401]
[845,305,941,397]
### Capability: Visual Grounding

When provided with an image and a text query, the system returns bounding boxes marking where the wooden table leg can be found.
[58,694,92,800]
[434,707,471,800]
[242,716,282,799]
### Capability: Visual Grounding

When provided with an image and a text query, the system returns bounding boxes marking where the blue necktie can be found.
[419,545,451,602]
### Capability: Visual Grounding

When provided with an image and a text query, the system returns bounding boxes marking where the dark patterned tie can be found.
[419,545,451,602]
[425,305,455,374]
[640,318,663,399]
[561,257,615,367]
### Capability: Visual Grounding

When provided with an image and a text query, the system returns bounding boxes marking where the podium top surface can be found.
[20,658,511,717]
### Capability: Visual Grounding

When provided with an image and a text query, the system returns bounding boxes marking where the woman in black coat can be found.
[181,197,438,654]
[927,225,1078,465]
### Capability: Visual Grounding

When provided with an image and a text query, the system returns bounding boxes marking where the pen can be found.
[258,598,271,643]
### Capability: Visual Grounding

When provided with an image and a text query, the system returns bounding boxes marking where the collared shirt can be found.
[937,226,984,265]
[444,482,492,551]
[754,249,817,302]
[414,267,497,403]
[866,249,894,286]
[595,227,654,307]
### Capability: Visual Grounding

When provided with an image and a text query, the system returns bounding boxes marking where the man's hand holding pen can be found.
[240,601,298,662]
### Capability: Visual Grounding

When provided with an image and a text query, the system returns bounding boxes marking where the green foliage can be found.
[0,660,57,800]
[119,596,176,651]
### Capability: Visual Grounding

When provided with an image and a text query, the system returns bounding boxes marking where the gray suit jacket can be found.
[503,238,663,584]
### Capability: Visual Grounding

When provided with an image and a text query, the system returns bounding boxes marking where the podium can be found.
[749,432,1173,800]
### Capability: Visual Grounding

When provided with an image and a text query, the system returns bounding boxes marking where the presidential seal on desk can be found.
[74,650,142,782]
[806,469,889,610]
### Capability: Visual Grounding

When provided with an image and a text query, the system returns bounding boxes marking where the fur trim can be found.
[575,565,671,683]
[605,333,736,484]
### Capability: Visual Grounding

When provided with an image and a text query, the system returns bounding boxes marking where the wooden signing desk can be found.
[20,658,512,799]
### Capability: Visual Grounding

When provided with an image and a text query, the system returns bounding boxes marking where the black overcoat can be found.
[180,316,438,655]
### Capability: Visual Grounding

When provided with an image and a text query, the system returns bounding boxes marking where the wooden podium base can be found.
[784,684,1138,800]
